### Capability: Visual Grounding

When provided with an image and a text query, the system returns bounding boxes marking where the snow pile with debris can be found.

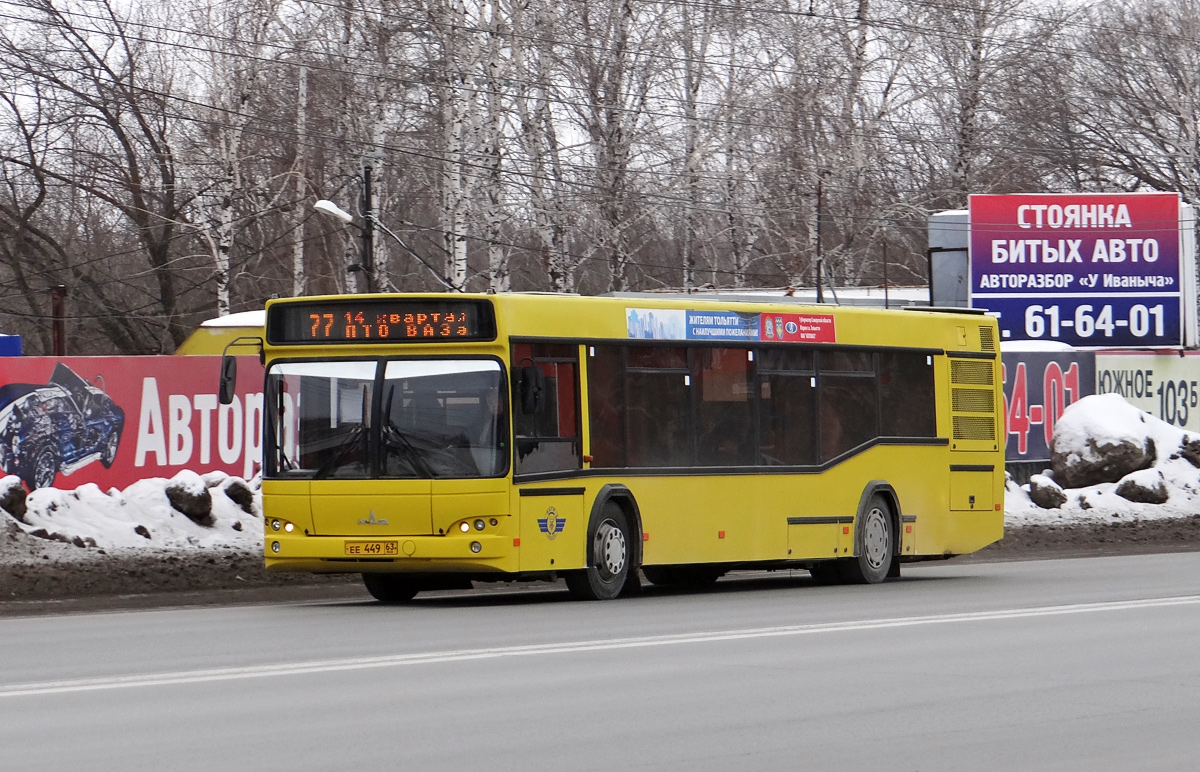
[1007,393,1200,525]
[0,470,260,556]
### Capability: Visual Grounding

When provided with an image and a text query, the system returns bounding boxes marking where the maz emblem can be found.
[358,511,390,526]
[537,506,565,540]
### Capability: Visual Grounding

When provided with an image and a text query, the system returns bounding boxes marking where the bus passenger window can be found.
[625,346,691,467]
[879,352,936,437]
[695,348,754,466]
[819,350,877,461]
[512,343,581,475]
[587,345,626,467]
[758,352,817,466]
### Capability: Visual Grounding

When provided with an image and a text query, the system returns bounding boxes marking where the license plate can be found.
[345,541,399,556]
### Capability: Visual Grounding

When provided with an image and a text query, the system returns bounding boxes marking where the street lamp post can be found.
[360,163,375,293]
[313,197,455,293]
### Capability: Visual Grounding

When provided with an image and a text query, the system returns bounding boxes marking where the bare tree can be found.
[0,0,202,351]
[1069,0,1200,198]
[560,0,667,291]
[512,0,576,291]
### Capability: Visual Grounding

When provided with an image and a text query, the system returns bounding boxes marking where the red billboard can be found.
[0,356,265,490]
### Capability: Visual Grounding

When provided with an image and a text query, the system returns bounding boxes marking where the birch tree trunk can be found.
[513,0,575,292]
[438,0,480,292]
[678,2,713,291]
[482,2,509,292]
[291,64,308,297]
[564,0,661,292]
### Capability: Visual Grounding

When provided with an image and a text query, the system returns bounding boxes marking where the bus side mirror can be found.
[219,355,238,405]
[518,366,545,415]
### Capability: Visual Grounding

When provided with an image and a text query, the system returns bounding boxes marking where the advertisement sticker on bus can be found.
[968,192,1186,347]
[685,311,761,340]
[626,309,834,343]
[761,313,835,343]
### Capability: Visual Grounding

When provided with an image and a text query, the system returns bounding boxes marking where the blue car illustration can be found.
[0,363,125,490]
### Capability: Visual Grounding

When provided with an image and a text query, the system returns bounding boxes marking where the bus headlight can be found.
[284,522,294,533]
[470,541,482,553]
[271,520,281,531]
[459,522,471,533]
[271,541,281,553]
[474,519,485,531]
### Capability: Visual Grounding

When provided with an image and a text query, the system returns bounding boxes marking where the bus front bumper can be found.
[263,532,517,574]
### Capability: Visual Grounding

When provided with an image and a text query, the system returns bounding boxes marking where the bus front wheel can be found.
[840,495,896,584]
[566,502,631,600]
[362,573,420,603]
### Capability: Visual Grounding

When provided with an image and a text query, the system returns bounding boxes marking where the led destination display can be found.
[267,299,496,344]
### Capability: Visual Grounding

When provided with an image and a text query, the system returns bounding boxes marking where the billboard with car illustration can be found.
[0,356,264,490]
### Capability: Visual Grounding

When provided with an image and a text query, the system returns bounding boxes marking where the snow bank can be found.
[1013,394,1200,526]
[0,471,260,553]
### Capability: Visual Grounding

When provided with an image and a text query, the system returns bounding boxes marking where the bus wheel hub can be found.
[598,522,627,578]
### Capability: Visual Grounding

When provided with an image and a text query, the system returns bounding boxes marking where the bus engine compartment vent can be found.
[952,415,997,441]
[949,357,998,446]
[950,359,993,386]
[952,388,994,414]
[978,326,996,351]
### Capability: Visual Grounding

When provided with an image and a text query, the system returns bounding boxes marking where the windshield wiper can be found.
[382,384,436,477]
[267,382,295,471]
[313,424,366,479]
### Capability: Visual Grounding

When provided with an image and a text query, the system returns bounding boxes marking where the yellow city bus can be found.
[234,292,1004,601]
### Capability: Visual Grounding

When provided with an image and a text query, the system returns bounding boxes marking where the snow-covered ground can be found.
[0,470,259,560]
[0,393,1196,561]
[1005,471,1200,526]
[1007,394,1200,525]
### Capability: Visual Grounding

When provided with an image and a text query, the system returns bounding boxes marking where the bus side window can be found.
[818,350,877,461]
[587,345,626,467]
[512,343,581,475]
[757,348,816,465]
[878,351,936,437]
[624,346,691,467]
[695,348,754,466]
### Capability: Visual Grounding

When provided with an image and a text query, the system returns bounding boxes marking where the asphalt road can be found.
[2,554,1199,771]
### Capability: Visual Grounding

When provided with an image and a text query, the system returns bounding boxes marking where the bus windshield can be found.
[266,359,508,479]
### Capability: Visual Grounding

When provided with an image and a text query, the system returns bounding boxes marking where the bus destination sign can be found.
[267,299,496,345]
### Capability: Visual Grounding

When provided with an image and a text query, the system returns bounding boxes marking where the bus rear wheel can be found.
[362,573,420,603]
[566,502,631,600]
[839,496,895,584]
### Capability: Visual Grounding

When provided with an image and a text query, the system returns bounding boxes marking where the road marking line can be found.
[4,594,1199,698]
